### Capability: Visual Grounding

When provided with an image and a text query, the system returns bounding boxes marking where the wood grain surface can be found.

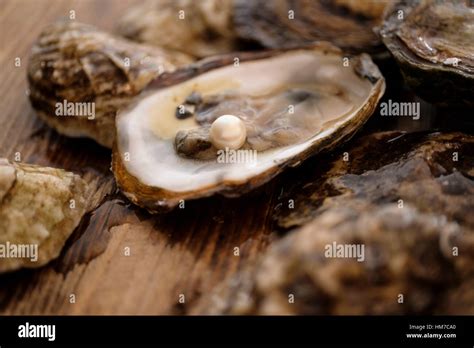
[0,0,278,315]
[1,0,471,316]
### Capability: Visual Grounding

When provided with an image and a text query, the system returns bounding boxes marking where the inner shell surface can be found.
[116,50,374,192]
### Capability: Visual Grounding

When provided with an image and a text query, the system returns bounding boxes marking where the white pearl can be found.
[210,115,247,150]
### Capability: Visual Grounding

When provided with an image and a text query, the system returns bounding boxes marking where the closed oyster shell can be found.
[112,44,385,212]
[28,21,192,148]
[202,204,465,315]
[379,0,474,107]
[193,132,474,315]
[0,158,89,273]
[116,0,236,58]
[233,0,389,53]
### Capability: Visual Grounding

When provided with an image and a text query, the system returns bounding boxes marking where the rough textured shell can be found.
[233,0,389,53]
[116,0,236,58]
[0,158,89,273]
[192,132,474,315]
[379,0,474,107]
[28,21,192,148]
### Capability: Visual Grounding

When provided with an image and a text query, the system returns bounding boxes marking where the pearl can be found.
[210,115,247,150]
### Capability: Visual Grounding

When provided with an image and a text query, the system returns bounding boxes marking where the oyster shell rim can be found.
[378,0,474,107]
[379,0,474,79]
[112,44,386,212]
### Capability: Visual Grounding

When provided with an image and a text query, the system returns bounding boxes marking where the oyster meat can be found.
[233,0,389,53]
[379,0,474,107]
[116,0,236,58]
[0,159,89,273]
[113,44,385,212]
[28,21,192,148]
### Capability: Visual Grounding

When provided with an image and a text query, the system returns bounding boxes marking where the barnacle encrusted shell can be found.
[233,0,389,53]
[112,44,385,212]
[0,158,89,273]
[379,0,474,107]
[116,0,236,58]
[27,21,192,148]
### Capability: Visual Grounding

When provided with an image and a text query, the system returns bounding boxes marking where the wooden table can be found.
[0,0,276,315]
[3,0,471,316]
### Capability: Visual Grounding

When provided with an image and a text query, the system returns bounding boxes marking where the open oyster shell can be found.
[379,0,474,107]
[112,44,385,212]
[0,159,89,273]
[28,21,192,148]
[116,0,236,58]
[233,0,389,54]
